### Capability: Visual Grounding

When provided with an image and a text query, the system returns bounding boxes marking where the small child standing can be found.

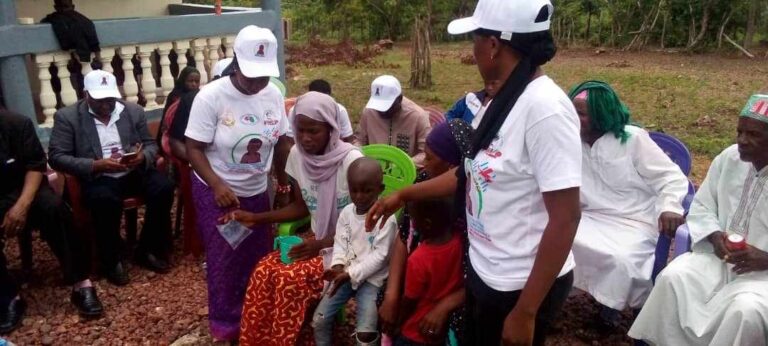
[313,158,398,346]
[396,197,464,346]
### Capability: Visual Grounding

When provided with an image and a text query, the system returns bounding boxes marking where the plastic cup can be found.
[273,236,303,265]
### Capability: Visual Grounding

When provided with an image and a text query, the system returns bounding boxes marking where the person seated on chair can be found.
[444,79,501,127]
[223,91,364,345]
[48,69,175,286]
[313,158,397,346]
[566,81,688,339]
[158,66,200,161]
[286,79,356,144]
[0,109,104,333]
[629,94,768,346]
[357,75,431,167]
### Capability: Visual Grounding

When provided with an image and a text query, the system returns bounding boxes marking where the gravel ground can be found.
[1,230,633,346]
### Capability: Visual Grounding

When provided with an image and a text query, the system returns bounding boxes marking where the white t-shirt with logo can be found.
[464,76,582,292]
[185,79,288,197]
[285,146,364,236]
[285,103,354,139]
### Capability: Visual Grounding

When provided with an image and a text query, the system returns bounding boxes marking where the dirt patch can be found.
[286,38,390,68]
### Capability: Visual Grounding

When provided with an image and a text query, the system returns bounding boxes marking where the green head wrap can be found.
[568,80,631,144]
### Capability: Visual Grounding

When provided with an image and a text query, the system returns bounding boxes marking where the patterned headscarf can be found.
[740,94,768,124]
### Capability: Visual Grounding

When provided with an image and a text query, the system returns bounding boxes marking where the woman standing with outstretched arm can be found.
[368,1,582,345]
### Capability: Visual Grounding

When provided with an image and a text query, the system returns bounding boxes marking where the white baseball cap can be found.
[212,57,233,78]
[365,75,402,112]
[448,0,553,37]
[83,70,121,100]
[234,25,280,78]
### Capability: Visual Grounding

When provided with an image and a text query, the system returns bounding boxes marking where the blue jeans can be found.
[313,281,380,346]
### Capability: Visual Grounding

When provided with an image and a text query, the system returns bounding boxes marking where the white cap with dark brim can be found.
[83,70,122,100]
[448,0,554,36]
[365,75,402,112]
[234,25,280,78]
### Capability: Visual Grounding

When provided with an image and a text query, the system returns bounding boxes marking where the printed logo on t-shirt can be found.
[301,188,350,214]
[465,158,495,242]
[263,109,280,126]
[240,114,259,126]
[225,134,270,173]
[484,135,503,158]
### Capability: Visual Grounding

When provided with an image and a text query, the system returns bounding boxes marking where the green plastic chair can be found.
[277,144,417,236]
[269,77,287,97]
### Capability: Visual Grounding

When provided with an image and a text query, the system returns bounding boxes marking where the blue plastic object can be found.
[649,132,692,176]
[649,132,695,282]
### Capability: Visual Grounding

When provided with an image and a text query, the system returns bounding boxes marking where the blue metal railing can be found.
[0,0,284,143]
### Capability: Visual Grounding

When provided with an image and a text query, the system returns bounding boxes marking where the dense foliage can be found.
[184,0,767,51]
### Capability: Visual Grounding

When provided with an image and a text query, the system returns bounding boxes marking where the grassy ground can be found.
[286,42,768,182]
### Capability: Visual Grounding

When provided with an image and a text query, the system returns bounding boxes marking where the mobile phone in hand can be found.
[119,143,143,164]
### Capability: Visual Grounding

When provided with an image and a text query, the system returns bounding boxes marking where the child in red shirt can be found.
[396,197,464,346]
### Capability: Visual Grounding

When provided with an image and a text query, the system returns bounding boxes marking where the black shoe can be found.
[136,253,171,274]
[0,298,26,334]
[70,287,104,318]
[104,263,130,286]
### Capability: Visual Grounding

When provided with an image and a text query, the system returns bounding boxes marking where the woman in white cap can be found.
[184,25,292,343]
[368,1,582,345]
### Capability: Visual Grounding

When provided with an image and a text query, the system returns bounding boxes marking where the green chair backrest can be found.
[362,144,418,198]
[269,77,287,97]
[277,144,417,237]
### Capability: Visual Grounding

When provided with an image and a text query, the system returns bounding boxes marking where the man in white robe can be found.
[567,82,688,333]
[629,94,768,346]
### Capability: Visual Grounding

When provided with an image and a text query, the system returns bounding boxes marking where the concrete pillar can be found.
[261,0,286,82]
[0,0,39,136]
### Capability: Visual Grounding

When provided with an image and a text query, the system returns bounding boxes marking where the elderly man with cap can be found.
[629,94,768,346]
[357,75,431,167]
[49,69,175,286]
[0,109,104,333]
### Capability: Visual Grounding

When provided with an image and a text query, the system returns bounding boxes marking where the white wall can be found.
[15,0,183,22]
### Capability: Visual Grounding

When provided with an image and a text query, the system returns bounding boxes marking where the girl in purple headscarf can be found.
[223,91,364,345]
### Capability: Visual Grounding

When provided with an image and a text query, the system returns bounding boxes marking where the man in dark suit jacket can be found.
[0,109,103,333]
[49,70,174,286]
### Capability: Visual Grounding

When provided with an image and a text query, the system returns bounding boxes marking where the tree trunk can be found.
[724,33,755,58]
[597,11,603,46]
[687,0,712,50]
[717,10,733,49]
[410,15,432,89]
[660,12,668,49]
[744,0,758,48]
[586,11,592,42]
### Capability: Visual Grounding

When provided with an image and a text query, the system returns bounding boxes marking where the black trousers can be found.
[466,263,573,346]
[0,184,90,306]
[81,169,173,270]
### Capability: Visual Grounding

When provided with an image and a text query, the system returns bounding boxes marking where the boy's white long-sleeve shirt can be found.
[331,204,398,289]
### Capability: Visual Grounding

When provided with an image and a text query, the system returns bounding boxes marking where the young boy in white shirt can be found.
[313,158,398,346]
